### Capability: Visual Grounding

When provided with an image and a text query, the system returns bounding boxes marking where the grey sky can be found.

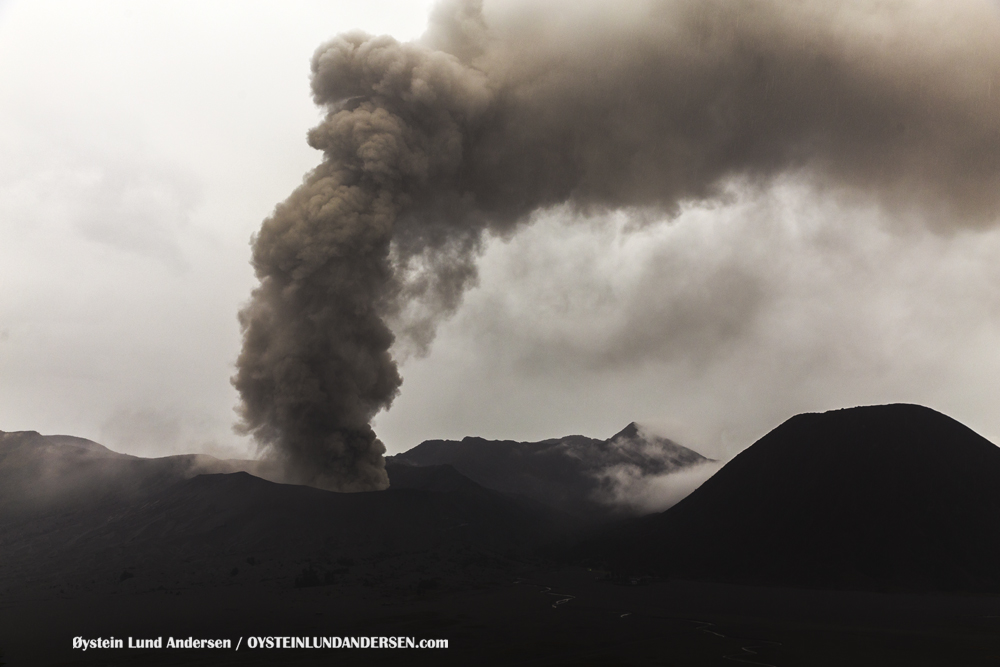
[2,0,1000,464]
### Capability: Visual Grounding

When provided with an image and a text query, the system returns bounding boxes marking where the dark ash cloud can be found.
[234,0,1000,490]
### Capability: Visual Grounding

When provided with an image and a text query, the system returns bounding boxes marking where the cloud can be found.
[235,0,1000,488]
[376,179,1000,457]
[594,460,724,514]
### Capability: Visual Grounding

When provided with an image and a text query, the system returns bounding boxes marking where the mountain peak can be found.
[610,422,641,441]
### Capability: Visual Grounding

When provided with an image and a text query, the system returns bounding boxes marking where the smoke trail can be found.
[234,0,1000,491]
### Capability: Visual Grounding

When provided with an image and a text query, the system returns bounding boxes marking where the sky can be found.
[2,0,1000,463]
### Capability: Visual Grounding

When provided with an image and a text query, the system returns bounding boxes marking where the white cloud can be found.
[594,460,725,514]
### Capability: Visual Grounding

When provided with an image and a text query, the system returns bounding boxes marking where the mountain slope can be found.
[0,431,562,601]
[390,422,711,519]
[0,430,245,516]
[588,404,1000,592]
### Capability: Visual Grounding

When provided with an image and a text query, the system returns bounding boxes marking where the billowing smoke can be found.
[234,0,1000,491]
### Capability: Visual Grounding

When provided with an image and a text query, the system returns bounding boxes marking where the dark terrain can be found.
[389,422,711,523]
[3,406,1000,665]
[586,404,1000,592]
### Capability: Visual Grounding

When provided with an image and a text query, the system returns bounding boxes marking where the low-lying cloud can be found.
[594,460,724,514]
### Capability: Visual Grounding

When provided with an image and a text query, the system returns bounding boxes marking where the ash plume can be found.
[234,0,1000,491]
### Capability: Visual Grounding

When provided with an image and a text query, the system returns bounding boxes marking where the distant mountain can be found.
[585,404,1000,593]
[389,423,712,521]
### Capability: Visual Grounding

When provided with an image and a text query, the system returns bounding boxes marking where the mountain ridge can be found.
[389,423,712,520]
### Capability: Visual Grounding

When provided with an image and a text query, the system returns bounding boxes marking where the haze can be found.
[2,0,999,466]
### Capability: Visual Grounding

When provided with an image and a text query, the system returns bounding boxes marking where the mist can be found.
[590,423,723,514]
[595,460,725,515]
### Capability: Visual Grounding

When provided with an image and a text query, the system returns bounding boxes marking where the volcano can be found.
[590,404,1000,592]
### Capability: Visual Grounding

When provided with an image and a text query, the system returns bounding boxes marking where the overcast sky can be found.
[2,0,1000,462]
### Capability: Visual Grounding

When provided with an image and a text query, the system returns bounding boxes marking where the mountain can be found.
[0,431,559,604]
[389,422,712,521]
[0,429,250,517]
[586,404,1000,592]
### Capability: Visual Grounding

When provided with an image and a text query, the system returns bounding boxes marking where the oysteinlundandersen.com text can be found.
[72,636,448,650]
